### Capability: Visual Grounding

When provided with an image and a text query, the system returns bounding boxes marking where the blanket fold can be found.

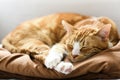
[0,41,120,79]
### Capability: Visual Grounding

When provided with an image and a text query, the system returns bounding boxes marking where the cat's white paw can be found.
[45,55,61,69]
[55,61,73,74]
[45,44,66,69]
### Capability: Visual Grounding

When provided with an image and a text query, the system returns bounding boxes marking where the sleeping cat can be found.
[2,13,119,74]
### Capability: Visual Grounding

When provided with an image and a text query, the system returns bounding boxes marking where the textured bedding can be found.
[0,40,120,79]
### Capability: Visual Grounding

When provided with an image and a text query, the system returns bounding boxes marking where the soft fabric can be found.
[0,40,120,79]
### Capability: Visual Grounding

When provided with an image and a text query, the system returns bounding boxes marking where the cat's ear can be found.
[62,20,73,35]
[97,24,111,41]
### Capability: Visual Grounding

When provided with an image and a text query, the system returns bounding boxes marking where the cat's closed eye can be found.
[81,47,88,51]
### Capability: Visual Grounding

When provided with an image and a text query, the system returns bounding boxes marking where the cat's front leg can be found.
[45,44,67,69]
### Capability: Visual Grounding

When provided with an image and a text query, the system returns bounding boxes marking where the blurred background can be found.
[0,0,120,42]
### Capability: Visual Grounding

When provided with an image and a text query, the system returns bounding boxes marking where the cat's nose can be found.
[72,50,80,59]
[72,49,80,56]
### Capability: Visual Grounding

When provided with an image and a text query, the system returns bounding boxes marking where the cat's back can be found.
[2,13,89,52]
[8,13,88,40]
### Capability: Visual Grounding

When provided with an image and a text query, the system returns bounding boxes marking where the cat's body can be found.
[2,13,119,74]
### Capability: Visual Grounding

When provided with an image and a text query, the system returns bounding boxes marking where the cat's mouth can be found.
[69,53,86,62]
[72,55,79,58]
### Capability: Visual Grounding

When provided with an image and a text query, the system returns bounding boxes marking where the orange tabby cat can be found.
[2,13,119,74]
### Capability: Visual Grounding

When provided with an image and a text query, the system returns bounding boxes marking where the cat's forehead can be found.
[67,24,100,45]
[74,25,98,36]
[66,26,97,44]
[78,25,98,31]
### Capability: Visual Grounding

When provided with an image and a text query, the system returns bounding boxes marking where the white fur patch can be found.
[91,17,98,21]
[108,41,113,48]
[45,54,61,69]
[45,44,66,69]
[0,44,2,48]
[55,61,73,74]
[72,42,80,55]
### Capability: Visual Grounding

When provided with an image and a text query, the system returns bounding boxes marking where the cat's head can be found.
[62,19,112,62]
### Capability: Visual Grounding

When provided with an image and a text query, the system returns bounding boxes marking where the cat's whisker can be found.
[91,16,98,21]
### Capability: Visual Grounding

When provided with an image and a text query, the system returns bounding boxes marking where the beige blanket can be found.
[0,41,120,79]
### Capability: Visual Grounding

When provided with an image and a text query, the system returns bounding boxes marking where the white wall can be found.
[0,0,120,42]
